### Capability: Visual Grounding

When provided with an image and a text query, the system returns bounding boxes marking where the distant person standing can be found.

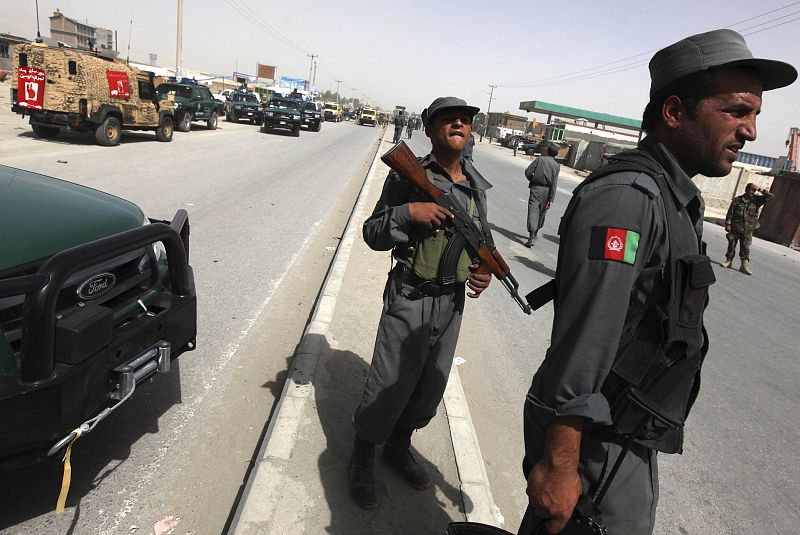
[523,142,560,247]
[723,182,774,274]
[407,117,414,139]
[461,133,475,162]
[393,111,405,143]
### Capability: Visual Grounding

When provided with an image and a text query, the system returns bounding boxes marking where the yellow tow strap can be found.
[56,427,83,514]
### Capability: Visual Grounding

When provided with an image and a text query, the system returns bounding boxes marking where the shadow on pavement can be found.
[513,255,556,279]
[0,360,183,531]
[310,333,467,535]
[488,223,528,246]
[541,233,560,245]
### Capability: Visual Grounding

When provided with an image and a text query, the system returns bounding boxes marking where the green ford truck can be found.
[0,165,197,469]
[156,80,223,132]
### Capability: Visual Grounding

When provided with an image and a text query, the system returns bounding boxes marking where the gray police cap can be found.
[421,96,480,126]
[649,28,797,98]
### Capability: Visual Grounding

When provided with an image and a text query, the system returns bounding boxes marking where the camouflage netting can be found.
[13,43,162,126]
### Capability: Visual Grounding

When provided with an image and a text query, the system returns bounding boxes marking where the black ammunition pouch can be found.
[599,164,715,453]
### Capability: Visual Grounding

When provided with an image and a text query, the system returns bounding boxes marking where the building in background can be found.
[49,9,114,51]
[0,33,29,73]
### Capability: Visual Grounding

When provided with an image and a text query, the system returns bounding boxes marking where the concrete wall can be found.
[694,164,774,217]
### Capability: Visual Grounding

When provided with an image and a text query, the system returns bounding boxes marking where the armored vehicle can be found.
[358,108,377,127]
[155,80,223,132]
[223,89,264,125]
[297,100,322,132]
[10,42,174,146]
[0,164,197,469]
[262,97,301,136]
[323,101,343,122]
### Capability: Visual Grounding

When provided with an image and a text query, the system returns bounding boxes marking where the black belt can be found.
[395,265,460,299]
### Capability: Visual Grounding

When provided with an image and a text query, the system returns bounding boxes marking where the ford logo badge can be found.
[76,273,116,300]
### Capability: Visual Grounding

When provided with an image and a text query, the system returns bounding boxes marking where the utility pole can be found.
[311,59,318,94]
[176,0,183,78]
[480,84,496,142]
[335,80,342,103]
[307,53,317,92]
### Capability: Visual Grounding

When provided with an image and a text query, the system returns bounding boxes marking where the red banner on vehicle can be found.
[17,67,45,110]
[106,70,130,99]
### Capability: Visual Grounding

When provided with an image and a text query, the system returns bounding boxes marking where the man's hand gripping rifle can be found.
[381,141,532,315]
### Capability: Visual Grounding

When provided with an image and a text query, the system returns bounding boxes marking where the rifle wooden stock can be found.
[381,141,532,314]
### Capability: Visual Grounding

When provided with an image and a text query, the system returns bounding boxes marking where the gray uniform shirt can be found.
[524,135,704,437]
[363,154,492,253]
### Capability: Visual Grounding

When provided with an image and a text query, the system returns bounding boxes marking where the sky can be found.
[3,0,800,156]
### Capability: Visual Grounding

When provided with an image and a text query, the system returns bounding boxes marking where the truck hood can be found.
[0,165,144,274]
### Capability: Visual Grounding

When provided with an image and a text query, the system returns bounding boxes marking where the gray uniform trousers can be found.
[517,433,659,535]
[353,265,465,443]
[527,185,550,235]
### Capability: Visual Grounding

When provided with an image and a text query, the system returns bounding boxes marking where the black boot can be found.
[381,428,431,490]
[524,231,536,248]
[348,437,378,509]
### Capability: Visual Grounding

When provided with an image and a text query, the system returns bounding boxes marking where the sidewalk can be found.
[228,129,501,534]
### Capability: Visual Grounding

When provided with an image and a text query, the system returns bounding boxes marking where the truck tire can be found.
[229,110,238,123]
[177,112,192,132]
[32,125,59,139]
[95,116,122,146]
[207,112,218,130]
[156,116,174,142]
[312,123,320,132]
[293,125,300,137]
[225,111,232,122]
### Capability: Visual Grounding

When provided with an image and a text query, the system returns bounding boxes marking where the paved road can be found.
[0,104,383,534]
[448,140,800,534]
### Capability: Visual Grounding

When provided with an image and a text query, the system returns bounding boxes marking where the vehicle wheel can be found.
[225,111,232,122]
[207,112,218,130]
[31,125,59,138]
[230,111,238,123]
[177,112,192,132]
[95,115,122,146]
[156,115,174,142]
[293,125,301,137]
[313,123,320,132]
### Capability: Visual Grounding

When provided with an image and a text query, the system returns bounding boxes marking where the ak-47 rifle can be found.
[381,141,532,315]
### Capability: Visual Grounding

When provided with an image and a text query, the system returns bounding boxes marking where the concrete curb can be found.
[228,130,499,532]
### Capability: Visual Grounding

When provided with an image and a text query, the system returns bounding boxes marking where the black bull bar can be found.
[0,210,192,383]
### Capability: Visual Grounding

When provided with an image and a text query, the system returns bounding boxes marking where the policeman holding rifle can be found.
[348,97,493,509]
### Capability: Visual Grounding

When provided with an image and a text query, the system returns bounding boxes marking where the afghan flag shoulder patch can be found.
[589,227,640,265]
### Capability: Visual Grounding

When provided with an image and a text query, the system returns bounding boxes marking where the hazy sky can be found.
[4,0,799,155]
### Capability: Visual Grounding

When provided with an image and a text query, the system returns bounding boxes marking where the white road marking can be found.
[103,222,321,534]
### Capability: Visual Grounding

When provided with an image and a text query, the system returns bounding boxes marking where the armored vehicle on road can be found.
[0,164,197,469]
[155,80,223,132]
[297,100,322,132]
[223,89,264,125]
[10,42,174,146]
[262,97,301,136]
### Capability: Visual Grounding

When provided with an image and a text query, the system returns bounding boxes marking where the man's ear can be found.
[662,95,685,129]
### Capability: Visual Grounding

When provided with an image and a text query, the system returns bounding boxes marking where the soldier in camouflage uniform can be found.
[723,182,774,275]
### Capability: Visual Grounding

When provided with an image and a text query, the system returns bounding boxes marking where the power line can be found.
[496,2,800,89]
[223,0,308,55]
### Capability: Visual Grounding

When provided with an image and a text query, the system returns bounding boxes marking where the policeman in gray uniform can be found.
[524,141,560,247]
[349,97,493,509]
[518,29,796,535]
[393,110,406,143]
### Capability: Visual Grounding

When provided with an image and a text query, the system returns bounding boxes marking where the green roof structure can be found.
[519,100,642,131]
